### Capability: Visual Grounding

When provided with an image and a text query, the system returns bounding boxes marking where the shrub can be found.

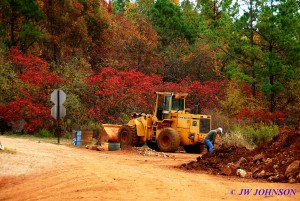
[220,131,255,150]
[232,123,279,146]
[36,129,53,138]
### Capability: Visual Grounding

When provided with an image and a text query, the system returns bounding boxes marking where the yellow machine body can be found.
[129,92,213,149]
[99,92,215,152]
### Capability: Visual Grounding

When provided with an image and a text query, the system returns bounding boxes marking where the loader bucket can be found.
[97,124,122,144]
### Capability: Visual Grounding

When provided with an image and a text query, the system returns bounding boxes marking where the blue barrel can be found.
[75,131,81,146]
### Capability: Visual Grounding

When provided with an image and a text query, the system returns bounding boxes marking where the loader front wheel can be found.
[157,128,180,152]
[118,125,139,148]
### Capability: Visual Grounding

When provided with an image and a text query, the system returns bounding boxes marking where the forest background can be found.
[0,0,299,146]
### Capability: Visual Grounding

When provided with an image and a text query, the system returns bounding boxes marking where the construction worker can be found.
[204,128,223,153]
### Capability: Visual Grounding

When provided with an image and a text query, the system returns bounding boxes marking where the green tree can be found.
[255,0,300,112]
[181,0,219,81]
[224,0,261,97]
[149,0,204,81]
[113,0,130,14]
[196,0,223,27]
[0,0,44,51]
[223,0,300,123]
[151,0,197,46]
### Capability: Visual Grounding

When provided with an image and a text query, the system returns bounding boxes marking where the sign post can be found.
[51,89,66,144]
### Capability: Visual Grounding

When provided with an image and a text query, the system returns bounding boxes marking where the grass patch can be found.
[36,129,53,138]
[1,147,17,154]
[2,133,73,146]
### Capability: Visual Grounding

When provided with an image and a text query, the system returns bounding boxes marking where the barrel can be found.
[102,142,120,151]
[81,130,93,146]
[75,131,81,146]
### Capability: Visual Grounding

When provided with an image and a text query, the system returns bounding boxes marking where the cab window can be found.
[172,97,184,110]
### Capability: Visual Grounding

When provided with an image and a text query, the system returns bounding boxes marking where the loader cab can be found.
[154,92,187,120]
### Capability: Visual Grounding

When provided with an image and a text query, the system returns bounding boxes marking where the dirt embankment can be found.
[179,126,300,183]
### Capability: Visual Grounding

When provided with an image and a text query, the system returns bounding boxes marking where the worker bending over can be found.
[204,128,223,153]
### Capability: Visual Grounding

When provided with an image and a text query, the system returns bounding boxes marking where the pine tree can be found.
[0,0,44,51]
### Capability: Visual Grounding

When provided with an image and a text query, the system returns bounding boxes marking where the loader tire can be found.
[118,125,139,148]
[157,128,180,152]
[183,144,204,154]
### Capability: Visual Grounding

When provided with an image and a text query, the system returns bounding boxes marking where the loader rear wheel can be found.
[118,125,139,148]
[157,128,180,152]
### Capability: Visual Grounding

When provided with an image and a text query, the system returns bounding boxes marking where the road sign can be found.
[51,89,66,120]
[51,89,66,105]
[51,89,67,144]
[51,105,66,119]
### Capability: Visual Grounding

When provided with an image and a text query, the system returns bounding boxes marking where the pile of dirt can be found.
[179,126,300,183]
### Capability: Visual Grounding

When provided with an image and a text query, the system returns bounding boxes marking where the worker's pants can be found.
[204,139,213,153]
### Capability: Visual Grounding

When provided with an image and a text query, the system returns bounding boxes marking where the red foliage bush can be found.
[85,68,162,123]
[0,99,50,133]
[187,80,226,111]
[1,49,60,133]
[237,108,287,124]
[85,68,226,123]
[10,49,60,84]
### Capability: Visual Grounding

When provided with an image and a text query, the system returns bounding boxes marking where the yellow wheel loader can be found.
[98,92,213,153]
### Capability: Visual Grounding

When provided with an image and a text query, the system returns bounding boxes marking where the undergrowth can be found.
[220,123,279,149]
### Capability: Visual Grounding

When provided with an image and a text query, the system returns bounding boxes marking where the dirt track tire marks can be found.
[0,136,299,201]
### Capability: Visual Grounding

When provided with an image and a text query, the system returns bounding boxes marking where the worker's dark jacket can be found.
[204,130,217,145]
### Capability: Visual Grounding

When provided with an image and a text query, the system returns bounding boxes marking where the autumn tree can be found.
[97,2,161,74]
[39,0,90,64]
[52,57,93,130]
[82,0,117,71]
[146,0,200,81]
[0,47,22,105]
[84,67,226,124]
[122,0,163,74]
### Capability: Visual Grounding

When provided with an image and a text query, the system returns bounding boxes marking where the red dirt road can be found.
[0,136,299,201]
